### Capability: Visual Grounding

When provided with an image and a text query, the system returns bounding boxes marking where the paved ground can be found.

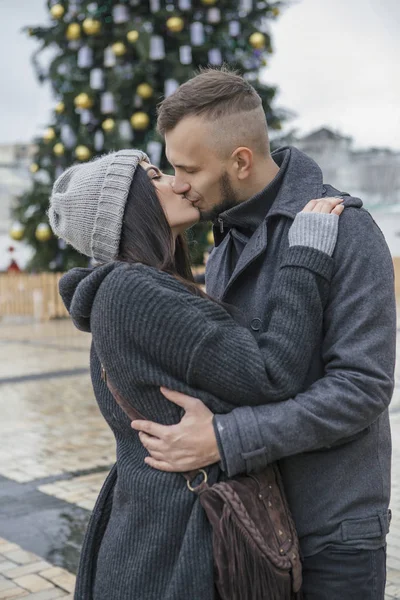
[0,317,400,598]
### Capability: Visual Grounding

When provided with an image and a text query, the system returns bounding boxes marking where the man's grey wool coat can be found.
[208,146,396,558]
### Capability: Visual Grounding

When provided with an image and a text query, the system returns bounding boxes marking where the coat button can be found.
[251,318,261,331]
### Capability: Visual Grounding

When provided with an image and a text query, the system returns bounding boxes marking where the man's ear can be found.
[231,147,253,181]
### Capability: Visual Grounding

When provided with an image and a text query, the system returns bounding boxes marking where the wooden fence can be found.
[0,272,69,321]
[1,260,400,322]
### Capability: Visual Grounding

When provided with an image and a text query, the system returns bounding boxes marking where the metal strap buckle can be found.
[187,469,208,492]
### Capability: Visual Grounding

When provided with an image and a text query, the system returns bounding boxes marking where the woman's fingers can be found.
[302,197,344,214]
[332,204,345,216]
[302,199,319,213]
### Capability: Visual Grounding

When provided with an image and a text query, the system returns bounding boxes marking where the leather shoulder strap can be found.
[101,365,146,422]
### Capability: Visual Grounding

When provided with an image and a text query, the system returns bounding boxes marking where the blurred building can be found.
[295,128,400,256]
[0,143,35,271]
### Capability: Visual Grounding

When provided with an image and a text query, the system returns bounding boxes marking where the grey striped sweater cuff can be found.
[289,212,339,256]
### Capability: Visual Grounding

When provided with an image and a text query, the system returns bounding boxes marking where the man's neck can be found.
[239,155,280,202]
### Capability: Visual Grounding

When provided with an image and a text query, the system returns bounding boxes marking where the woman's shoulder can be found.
[92,262,196,324]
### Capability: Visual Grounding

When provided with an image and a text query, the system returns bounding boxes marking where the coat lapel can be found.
[222,219,268,299]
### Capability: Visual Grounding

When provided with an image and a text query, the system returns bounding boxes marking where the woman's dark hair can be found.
[117,165,200,296]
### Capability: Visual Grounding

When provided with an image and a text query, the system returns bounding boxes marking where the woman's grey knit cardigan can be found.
[59,213,338,600]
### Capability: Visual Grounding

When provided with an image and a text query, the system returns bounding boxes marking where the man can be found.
[132,68,395,598]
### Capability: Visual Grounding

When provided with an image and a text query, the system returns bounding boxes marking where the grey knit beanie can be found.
[48,149,149,262]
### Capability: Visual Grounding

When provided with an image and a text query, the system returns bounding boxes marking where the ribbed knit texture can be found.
[59,227,337,600]
[48,149,148,262]
[289,212,339,255]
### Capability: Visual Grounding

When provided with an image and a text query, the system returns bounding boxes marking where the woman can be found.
[49,149,343,600]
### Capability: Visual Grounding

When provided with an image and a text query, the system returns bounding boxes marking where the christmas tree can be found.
[12,0,286,271]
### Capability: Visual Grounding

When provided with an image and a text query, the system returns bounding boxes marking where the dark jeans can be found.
[302,545,386,599]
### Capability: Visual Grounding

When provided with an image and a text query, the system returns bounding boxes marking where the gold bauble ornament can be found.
[272,7,280,16]
[201,0,217,4]
[249,32,266,49]
[130,112,150,130]
[207,230,214,246]
[136,83,154,99]
[82,18,101,35]
[35,223,52,242]
[127,30,139,43]
[74,92,93,109]
[43,128,56,142]
[30,163,39,174]
[66,23,81,41]
[166,17,184,33]
[53,143,65,156]
[111,42,127,56]
[50,4,65,19]
[55,101,65,114]
[9,223,25,241]
[75,145,92,161]
[102,118,115,132]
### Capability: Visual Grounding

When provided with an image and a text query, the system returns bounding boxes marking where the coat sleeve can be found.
[93,242,334,414]
[214,208,396,476]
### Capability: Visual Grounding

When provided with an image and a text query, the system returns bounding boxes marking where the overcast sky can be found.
[0,0,399,150]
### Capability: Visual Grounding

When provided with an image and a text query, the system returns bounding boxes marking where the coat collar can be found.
[266,146,324,219]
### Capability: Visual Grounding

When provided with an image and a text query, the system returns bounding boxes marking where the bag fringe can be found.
[214,504,295,600]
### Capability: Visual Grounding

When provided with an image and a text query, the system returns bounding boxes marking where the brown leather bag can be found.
[102,366,303,600]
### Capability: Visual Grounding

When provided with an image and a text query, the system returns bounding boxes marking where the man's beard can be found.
[199,171,240,222]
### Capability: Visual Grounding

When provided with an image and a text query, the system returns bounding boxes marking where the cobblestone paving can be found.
[1,317,400,598]
[0,537,74,599]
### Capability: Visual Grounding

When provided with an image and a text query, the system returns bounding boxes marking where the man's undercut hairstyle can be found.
[157,67,270,157]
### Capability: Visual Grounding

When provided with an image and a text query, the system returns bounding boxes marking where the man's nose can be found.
[172,177,191,195]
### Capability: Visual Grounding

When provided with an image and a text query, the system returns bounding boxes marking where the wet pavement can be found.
[1,317,400,598]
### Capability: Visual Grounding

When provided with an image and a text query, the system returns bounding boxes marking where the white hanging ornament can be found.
[190,22,205,46]
[80,110,92,125]
[207,8,221,23]
[94,130,104,151]
[208,48,222,65]
[229,21,241,37]
[119,120,133,141]
[150,0,160,11]
[61,124,77,149]
[112,4,130,24]
[179,0,191,9]
[101,92,115,114]
[179,45,192,65]
[104,46,116,67]
[164,79,179,97]
[55,165,64,178]
[57,63,69,76]
[149,36,165,60]
[239,0,253,13]
[77,46,93,69]
[90,68,104,90]
[147,141,163,167]
[24,205,38,219]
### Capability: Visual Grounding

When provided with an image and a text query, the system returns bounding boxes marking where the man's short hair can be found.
[157,67,263,135]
